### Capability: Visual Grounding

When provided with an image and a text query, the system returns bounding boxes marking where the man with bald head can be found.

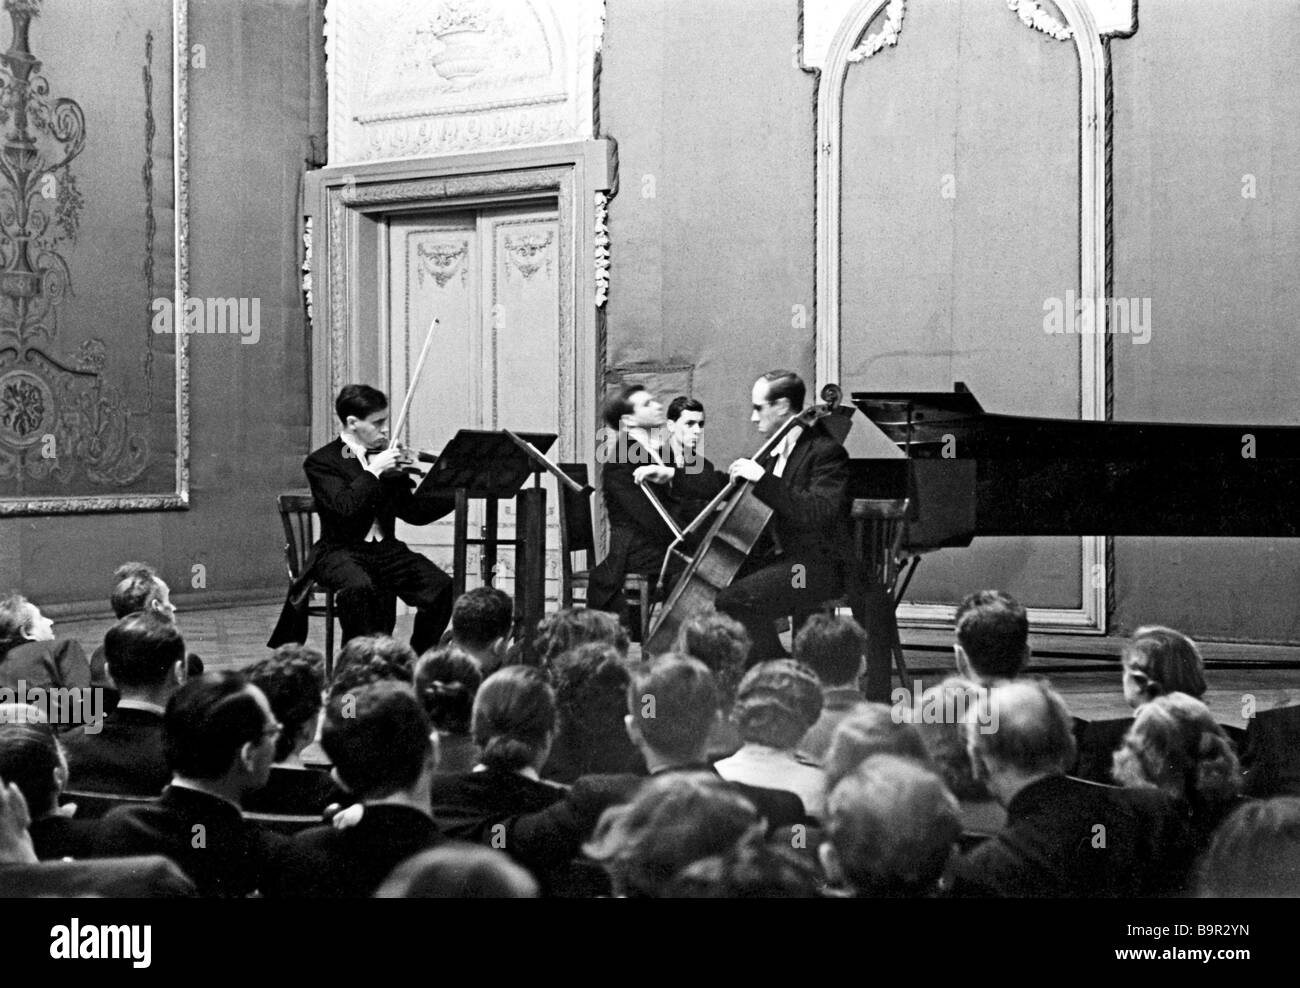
[954,678,1192,897]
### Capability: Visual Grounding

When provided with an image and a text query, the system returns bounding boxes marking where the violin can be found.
[642,384,845,654]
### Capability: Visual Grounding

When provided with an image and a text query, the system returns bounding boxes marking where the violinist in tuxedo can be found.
[711,370,856,662]
[268,384,456,656]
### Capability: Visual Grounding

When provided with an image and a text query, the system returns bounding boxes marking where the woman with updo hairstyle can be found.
[428,666,566,844]
[414,645,483,776]
[1121,625,1207,707]
[1112,692,1246,849]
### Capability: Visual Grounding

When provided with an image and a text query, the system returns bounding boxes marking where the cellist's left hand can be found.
[729,458,764,483]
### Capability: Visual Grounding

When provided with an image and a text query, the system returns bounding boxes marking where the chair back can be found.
[1242,704,1300,798]
[851,497,911,587]
[277,492,318,582]
[556,463,596,571]
[246,811,328,837]
[62,790,159,821]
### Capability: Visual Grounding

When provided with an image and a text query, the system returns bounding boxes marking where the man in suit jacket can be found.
[63,613,186,796]
[661,395,728,531]
[712,370,856,660]
[268,384,457,655]
[94,672,284,898]
[0,594,94,731]
[953,679,1193,898]
[268,682,443,898]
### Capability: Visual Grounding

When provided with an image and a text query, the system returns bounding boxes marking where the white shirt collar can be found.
[339,430,370,464]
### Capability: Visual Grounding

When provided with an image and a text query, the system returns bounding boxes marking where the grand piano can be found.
[847,383,1300,699]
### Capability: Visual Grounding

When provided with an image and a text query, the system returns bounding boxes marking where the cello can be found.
[642,383,846,654]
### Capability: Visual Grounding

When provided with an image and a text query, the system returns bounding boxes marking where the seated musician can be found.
[586,385,677,635]
[268,384,456,656]
[712,370,855,661]
[653,395,728,533]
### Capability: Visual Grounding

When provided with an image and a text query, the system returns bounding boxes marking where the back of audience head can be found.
[163,672,277,793]
[625,654,718,763]
[451,587,513,665]
[0,703,47,726]
[471,666,556,773]
[823,703,930,792]
[965,678,1075,786]
[375,843,539,898]
[0,592,51,643]
[414,644,482,737]
[104,611,186,695]
[954,590,1029,682]
[110,561,176,622]
[1112,692,1241,806]
[549,642,634,767]
[666,834,821,898]
[822,754,960,897]
[794,613,866,689]
[328,635,415,700]
[911,678,992,802]
[1121,625,1206,707]
[534,607,629,668]
[0,722,64,819]
[322,681,435,801]
[585,772,764,897]
[1197,797,1300,897]
[731,660,823,751]
[245,645,325,763]
[674,611,751,710]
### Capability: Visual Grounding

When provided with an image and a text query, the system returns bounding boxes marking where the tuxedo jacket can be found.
[95,785,285,898]
[267,804,443,898]
[63,706,170,797]
[268,437,457,647]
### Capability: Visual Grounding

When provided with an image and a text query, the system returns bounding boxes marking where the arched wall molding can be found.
[810,0,1136,634]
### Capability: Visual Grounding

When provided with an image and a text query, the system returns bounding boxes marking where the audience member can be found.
[374,842,539,898]
[674,610,750,758]
[953,679,1191,897]
[0,593,92,730]
[269,682,442,898]
[533,607,629,668]
[94,672,283,897]
[953,590,1029,683]
[1112,692,1245,849]
[794,614,869,761]
[714,660,826,817]
[449,587,514,675]
[584,772,764,897]
[910,678,1005,836]
[665,832,821,898]
[544,643,645,783]
[414,644,483,775]
[62,612,185,796]
[242,645,336,815]
[0,722,97,860]
[821,754,961,897]
[1196,797,1300,897]
[822,704,931,793]
[327,635,415,700]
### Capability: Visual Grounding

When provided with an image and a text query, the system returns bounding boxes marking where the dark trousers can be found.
[714,555,845,663]
[586,527,674,637]
[313,540,453,656]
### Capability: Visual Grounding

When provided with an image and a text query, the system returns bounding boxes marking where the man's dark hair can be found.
[163,672,268,780]
[549,643,636,777]
[414,645,482,734]
[674,611,750,712]
[0,722,61,816]
[627,654,718,762]
[667,396,704,423]
[110,562,165,619]
[534,608,629,667]
[793,613,866,688]
[451,587,514,649]
[322,682,433,800]
[335,384,388,424]
[760,370,806,412]
[245,645,325,762]
[601,384,650,432]
[955,590,1029,680]
[103,612,185,690]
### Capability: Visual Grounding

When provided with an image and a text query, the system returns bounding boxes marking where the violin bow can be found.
[388,316,439,451]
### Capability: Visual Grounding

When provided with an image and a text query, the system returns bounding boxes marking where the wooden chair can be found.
[245,811,329,837]
[277,492,336,676]
[849,497,914,683]
[555,462,654,642]
[61,790,158,821]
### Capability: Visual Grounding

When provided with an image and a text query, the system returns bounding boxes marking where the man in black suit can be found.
[953,679,1193,898]
[0,594,95,731]
[94,672,284,898]
[503,656,807,885]
[63,613,186,796]
[660,395,727,529]
[268,384,457,655]
[712,370,856,661]
[267,682,442,898]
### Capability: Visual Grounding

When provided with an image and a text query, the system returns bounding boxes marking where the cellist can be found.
[711,370,855,661]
